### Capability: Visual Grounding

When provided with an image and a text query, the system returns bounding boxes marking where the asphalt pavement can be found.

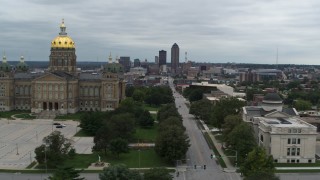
[169,78,241,180]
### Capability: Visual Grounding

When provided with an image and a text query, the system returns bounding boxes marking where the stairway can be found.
[36,110,58,119]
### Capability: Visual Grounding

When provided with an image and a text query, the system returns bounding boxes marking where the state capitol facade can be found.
[0,20,126,114]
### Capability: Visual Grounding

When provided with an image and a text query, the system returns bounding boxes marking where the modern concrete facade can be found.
[0,20,125,115]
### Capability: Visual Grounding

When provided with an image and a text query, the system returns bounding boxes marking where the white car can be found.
[61,124,66,127]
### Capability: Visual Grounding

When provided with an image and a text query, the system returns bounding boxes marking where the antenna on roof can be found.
[276,47,278,68]
[185,52,187,63]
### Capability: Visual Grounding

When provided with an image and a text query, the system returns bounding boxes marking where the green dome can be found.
[16,61,29,72]
[15,56,29,72]
[104,63,124,73]
[0,62,11,72]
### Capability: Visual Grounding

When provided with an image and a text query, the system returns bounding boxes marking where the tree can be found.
[210,97,245,129]
[109,138,129,158]
[138,110,154,128]
[244,171,279,180]
[144,167,173,180]
[48,166,84,180]
[157,104,181,122]
[93,123,112,154]
[155,125,190,164]
[99,164,142,180]
[189,99,212,122]
[188,89,204,102]
[222,115,243,145]
[240,147,276,178]
[293,99,312,111]
[158,116,184,132]
[108,113,136,141]
[34,131,75,168]
[132,89,145,102]
[228,123,256,165]
[80,111,106,135]
[125,86,135,97]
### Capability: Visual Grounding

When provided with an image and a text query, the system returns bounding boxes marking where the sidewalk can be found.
[201,122,237,172]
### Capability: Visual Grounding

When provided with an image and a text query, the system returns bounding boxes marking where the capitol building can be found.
[0,20,126,115]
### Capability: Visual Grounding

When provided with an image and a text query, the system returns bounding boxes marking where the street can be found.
[169,78,241,180]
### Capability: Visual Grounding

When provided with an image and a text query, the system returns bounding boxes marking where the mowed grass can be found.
[15,113,36,119]
[55,112,84,120]
[0,110,30,118]
[63,149,171,168]
[134,125,158,143]
[143,104,161,112]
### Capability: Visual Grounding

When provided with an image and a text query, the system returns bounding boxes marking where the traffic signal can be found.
[194,165,197,169]
[210,154,213,159]
[204,165,206,170]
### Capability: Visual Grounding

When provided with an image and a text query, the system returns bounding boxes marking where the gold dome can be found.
[51,36,75,48]
[51,19,75,48]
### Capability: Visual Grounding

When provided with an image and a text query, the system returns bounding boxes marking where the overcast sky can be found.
[1,0,320,65]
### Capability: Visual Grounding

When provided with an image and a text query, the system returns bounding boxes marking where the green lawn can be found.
[143,104,161,111]
[0,110,30,119]
[134,125,158,143]
[275,161,320,167]
[15,113,36,119]
[63,149,171,168]
[55,112,84,120]
[74,129,93,137]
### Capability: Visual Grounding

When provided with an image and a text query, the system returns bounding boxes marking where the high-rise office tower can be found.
[171,43,179,74]
[159,50,166,67]
[155,56,159,64]
[119,56,131,72]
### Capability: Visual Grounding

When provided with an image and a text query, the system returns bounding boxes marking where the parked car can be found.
[53,122,61,125]
[61,124,66,127]
[56,125,63,128]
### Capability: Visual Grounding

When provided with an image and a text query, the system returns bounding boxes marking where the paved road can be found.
[169,78,241,180]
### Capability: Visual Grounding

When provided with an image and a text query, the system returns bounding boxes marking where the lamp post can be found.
[44,143,48,174]
[16,143,19,155]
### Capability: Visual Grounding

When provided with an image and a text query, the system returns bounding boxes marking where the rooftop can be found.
[259,117,311,128]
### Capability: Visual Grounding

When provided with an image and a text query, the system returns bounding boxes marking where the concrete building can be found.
[242,93,316,163]
[256,116,317,163]
[133,59,140,67]
[0,20,125,115]
[171,43,179,74]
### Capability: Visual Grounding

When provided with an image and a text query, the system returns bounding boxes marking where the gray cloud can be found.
[0,0,320,64]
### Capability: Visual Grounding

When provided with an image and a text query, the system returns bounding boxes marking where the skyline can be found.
[1,0,320,65]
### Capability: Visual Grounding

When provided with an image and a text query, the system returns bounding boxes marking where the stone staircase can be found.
[36,110,58,119]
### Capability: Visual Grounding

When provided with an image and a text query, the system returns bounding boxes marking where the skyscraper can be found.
[171,43,179,74]
[119,56,131,72]
[159,50,166,67]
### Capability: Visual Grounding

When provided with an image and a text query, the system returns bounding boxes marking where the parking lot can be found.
[0,119,93,169]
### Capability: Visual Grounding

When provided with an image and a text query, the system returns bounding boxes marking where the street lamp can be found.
[16,143,19,155]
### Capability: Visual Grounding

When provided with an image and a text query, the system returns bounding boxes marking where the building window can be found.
[288,129,291,133]
[274,159,278,163]
[297,159,300,163]
[297,138,300,144]
[309,159,312,163]
[291,159,295,163]
[288,139,291,144]
[297,148,300,156]
[260,135,264,142]
[287,148,290,156]
[291,148,296,156]
[292,138,296,144]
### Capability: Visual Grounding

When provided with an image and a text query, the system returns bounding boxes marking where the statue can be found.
[98,155,101,163]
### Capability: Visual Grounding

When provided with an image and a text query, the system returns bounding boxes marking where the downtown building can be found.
[171,43,179,74]
[0,20,126,115]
